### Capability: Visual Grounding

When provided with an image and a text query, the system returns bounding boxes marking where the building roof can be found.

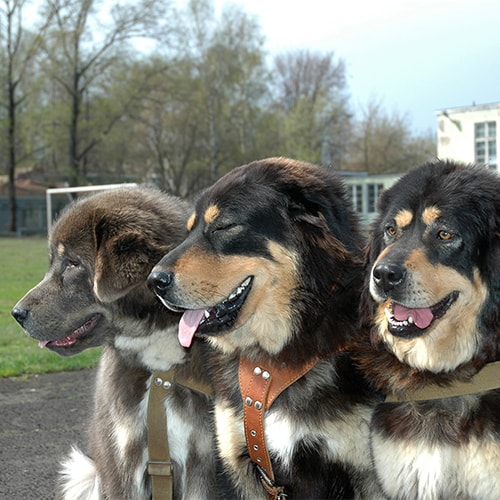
[436,101,500,116]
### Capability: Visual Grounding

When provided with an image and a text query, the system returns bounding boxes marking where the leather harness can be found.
[147,370,213,500]
[237,356,499,500]
[147,359,499,499]
[238,356,321,499]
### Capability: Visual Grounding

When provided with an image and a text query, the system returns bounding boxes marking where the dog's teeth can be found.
[204,310,210,319]
[228,292,237,300]
[408,316,414,324]
[241,277,251,287]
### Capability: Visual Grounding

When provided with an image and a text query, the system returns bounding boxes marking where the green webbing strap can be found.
[147,371,174,500]
[146,370,214,499]
[386,360,500,402]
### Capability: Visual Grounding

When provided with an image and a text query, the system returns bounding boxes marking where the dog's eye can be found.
[385,225,397,237]
[64,258,80,270]
[437,230,452,240]
[211,223,237,234]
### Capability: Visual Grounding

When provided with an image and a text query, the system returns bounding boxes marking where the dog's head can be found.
[148,157,364,358]
[12,186,191,356]
[365,160,500,372]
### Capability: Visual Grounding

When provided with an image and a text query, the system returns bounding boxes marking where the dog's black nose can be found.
[12,306,29,326]
[148,270,173,297]
[372,261,405,292]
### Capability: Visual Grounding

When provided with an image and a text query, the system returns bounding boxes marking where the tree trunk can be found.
[208,92,218,182]
[7,48,17,233]
[69,71,81,186]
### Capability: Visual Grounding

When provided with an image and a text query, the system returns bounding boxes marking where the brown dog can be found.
[148,158,384,499]
[12,186,217,499]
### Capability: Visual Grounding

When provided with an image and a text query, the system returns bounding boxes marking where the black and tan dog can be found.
[148,157,384,499]
[12,186,216,500]
[358,160,500,499]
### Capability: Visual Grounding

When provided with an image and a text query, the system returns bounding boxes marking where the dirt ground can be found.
[0,369,95,500]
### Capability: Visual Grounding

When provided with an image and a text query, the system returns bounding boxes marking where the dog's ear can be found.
[358,240,376,323]
[486,229,500,307]
[287,185,362,257]
[288,198,330,231]
[93,221,168,303]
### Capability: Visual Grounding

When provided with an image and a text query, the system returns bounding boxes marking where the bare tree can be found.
[271,50,352,166]
[180,0,266,183]
[273,50,347,112]
[1,0,53,232]
[133,58,203,196]
[347,97,436,173]
[39,0,173,185]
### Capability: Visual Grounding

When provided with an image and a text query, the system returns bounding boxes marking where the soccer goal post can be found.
[46,183,137,234]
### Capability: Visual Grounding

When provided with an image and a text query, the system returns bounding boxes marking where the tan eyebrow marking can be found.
[394,209,413,228]
[422,206,441,225]
[186,213,196,232]
[204,204,220,225]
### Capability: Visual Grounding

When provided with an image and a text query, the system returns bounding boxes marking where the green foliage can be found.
[1,0,436,209]
[0,237,101,378]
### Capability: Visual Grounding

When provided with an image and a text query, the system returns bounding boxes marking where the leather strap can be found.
[147,370,214,500]
[386,360,500,402]
[239,357,320,499]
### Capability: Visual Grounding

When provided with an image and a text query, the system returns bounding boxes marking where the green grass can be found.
[0,237,101,378]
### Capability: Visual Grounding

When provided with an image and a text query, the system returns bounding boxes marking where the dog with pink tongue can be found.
[357,160,500,500]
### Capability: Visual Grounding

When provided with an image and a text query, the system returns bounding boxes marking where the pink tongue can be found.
[178,309,206,347]
[393,303,434,329]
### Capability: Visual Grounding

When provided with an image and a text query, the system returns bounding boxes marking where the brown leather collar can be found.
[239,356,320,499]
[385,360,500,402]
[147,370,213,500]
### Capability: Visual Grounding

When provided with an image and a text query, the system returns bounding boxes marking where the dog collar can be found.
[385,360,500,402]
[239,356,320,499]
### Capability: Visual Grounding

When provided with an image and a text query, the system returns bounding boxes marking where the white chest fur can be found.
[371,430,500,499]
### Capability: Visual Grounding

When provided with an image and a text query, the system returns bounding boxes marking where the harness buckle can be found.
[147,460,173,477]
[256,464,288,499]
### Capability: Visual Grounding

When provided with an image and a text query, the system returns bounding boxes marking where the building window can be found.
[348,184,363,213]
[367,184,384,213]
[475,121,497,169]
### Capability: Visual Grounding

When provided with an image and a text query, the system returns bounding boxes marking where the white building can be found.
[436,102,499,171]
[338,171,401,225]
[337,102,499,225]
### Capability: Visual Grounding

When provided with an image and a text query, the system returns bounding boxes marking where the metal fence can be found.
[0,196,62,236]
[1,184,138,236]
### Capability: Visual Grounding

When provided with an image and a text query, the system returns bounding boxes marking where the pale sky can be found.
[217,0,500,134]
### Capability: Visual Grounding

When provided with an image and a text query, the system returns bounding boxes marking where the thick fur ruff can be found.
[358,160,500,499]
[12,186,217,500]
[149,158,385,499]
